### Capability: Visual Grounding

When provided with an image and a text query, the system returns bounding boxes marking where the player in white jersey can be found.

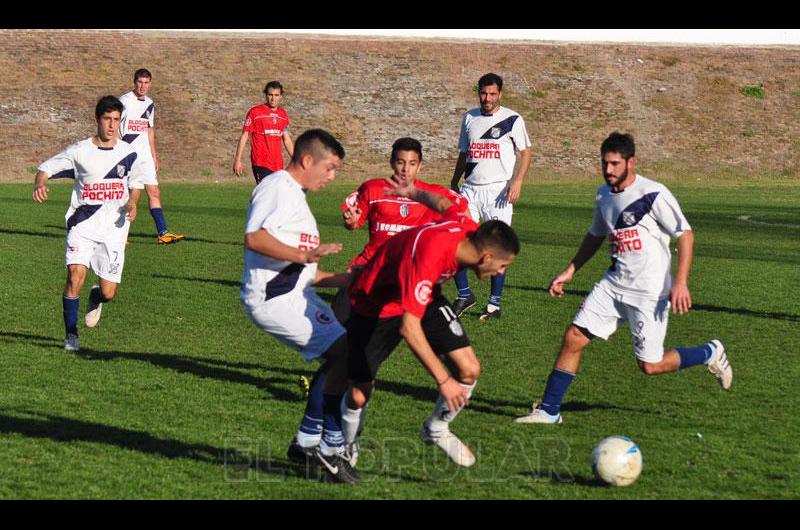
[450,73,531,320]
[120,68,184,245]
[515,132,733,425]
[240,129,358,483]
[33,96,142,352]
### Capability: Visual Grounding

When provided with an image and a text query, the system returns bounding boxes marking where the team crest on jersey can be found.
[490,127,501,138]
[315,310,332,325]
[414,280,433,305]
[399,203,409,218]
[108,263,120,275]
[622,211,636,226]
[117,165,126,177]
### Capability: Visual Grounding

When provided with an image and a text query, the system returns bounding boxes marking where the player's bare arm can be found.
[399,311,469,413]
[506,147,532,204]
[385,174,453,214]
[233,131,250,177]
[549,233,605,297]
[282,130,294,159]
[245,228,342,264]
[671,230,694,315]
[450,151,468,192]
[148,126,158,172]
[314,269,352,288]
[32,170,49,202]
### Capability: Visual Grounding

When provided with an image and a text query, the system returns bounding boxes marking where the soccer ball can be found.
[591,436,642,486]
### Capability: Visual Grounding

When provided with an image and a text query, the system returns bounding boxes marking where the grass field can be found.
[0,178,798,499]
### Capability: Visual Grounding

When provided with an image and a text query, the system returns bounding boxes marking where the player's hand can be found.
[549,269,574,298]
[233,160,243,177]
[342,204,362,229]
[125,199,137,222]
[506,179,523,204]
[439,376,469,413]
[384,174,415,198]
[153,157,159,173]
[670,282,692,315]
[32,184,49,203]
[304,243,343,263]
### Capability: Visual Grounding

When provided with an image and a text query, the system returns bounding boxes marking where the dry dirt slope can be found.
[1,30,798,183]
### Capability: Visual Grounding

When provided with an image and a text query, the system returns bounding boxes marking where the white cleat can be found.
[64,334,79,352]
[707,339,733,390]
[85,285,103,328]
[514,402,563,424]
[420,423,476,467]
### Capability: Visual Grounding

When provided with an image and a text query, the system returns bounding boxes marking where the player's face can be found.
[96,111,122,142]
[306,153,341,192]
[479,83,502,114]
[601,152,635,191]
[474,252,515,279]
[390,150,423,181]
[134,76,151,98]
[265,88,283,109]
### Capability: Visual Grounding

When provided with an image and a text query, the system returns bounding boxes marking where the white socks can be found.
[341,398,368,445]
[426,381,477,435]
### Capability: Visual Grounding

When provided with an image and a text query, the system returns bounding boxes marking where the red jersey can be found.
[341,178,470,268]
[242,104,290,170]
[349,210,478,319]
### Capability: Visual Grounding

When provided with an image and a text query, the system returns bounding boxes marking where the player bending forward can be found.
[516,132,732,425]
[339,176,519,468]
[33,96,143,351]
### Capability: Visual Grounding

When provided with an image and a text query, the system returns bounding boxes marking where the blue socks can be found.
[676,343,715,369]
[150,208,168,236]
[320,393,345,455]
[296,368,326,446]
[455,268,471,298]
[489,272,506,307]
[63,295,79,336]
[540,368,576,416]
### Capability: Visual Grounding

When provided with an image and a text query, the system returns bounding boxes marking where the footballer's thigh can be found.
[90,240,127,286]
[623,298,670,364]
[421,296,475,382]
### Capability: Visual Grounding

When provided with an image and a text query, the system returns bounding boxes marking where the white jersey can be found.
[588,174,692,303]
[119,91,155,161]
[38,137,141,243]
[240,170,320,309]
[458,106,531,185]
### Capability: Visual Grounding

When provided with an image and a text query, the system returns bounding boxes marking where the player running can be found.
[515,132,733,425]
[33,95,143,352]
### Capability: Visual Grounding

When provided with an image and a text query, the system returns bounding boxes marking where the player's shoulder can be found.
[464,107,483,120]
[498,105,522,118]
[358,178,389,196]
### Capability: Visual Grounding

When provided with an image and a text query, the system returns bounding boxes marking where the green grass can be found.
[1,179,799,499]
[740,84,766,99]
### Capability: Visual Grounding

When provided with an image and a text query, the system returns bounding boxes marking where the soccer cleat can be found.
[157,231,184,244]
[451,294,477,317]
[286,437,316,464]
[313,448,360,484]
[514,402,563,424]
[707,339,733,390]
[64,333,79,352]
[85,285,103,328]
[344,439,360,468]
[420,422,476,467]
[478,304,501,321]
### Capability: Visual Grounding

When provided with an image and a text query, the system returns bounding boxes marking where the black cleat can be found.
[287,437,315,464]
[479,304,501,321]
[314,448,361,484]
[451,294,477,317]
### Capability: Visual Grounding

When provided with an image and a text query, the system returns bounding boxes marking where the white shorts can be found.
[460,181,513,225]
[244,289,345,362]
[573,282,670,363]
[128,157,158,189]
[65,232,126,283]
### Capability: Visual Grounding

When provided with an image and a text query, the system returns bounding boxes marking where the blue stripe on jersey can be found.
[265,263,306,301]
[67,204,101,233]
[613,192,660,230]
[464,162,478,179]
[479,115,519,140]
[141,103,154,119]
[103,152,138,179]
[121,134,139,144]
[49,169,76,180]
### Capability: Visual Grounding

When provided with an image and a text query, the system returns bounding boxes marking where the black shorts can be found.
[347,295,471,383]
[331,285,352,326]
[252,165,276,184]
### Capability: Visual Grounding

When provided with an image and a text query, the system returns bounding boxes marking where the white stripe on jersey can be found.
[411,221,458,261]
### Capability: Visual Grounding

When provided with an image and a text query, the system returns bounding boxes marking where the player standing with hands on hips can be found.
[450,73,531,320]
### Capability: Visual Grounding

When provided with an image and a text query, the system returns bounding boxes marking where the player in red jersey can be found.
[337,176,520,468]
[232,80,294,184]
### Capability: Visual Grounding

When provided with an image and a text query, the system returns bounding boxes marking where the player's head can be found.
[466,220,519,279]
[478,73,503,114]
[263,80,284,108]
[133,68,152,98]
[290,129,345,192]
[390,137,423,181]
[95,96,124,141]
[600,132,636,190]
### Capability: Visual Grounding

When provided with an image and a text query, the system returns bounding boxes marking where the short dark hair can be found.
[470,220,520,257]
[95,95,124,119]
[478,73,503,91]
[390,137,423,163]
[601,132,636,159]
[263,80,283,94]
[134,68,152,82]
[292,129,345,164]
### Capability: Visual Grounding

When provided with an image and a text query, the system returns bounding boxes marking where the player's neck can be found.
[285,165,307,190]
[455,240,480,268]
[92,135,118,149]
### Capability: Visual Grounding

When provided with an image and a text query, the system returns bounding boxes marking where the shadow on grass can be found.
[152,273,240,288]
[0,227,63,239]
[506,284,800,323]
[516,470,604,487]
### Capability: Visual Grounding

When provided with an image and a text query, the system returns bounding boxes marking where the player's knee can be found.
[100,284,117,301]
[457,359,481,384]
[638,361,660,376]
[349,383,373,408]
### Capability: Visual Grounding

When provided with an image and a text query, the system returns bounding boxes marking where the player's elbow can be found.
[244,232,259,251]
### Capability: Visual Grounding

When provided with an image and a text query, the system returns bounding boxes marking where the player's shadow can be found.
[506,284,800,323]
[516,470,604,487]
[559,401,652,415]
[0,227,63,239]
[151,273,240,288]
[0,331,64,349]
[127,231,240,246]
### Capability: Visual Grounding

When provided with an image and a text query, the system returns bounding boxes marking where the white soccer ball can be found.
[591,436,643,486]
